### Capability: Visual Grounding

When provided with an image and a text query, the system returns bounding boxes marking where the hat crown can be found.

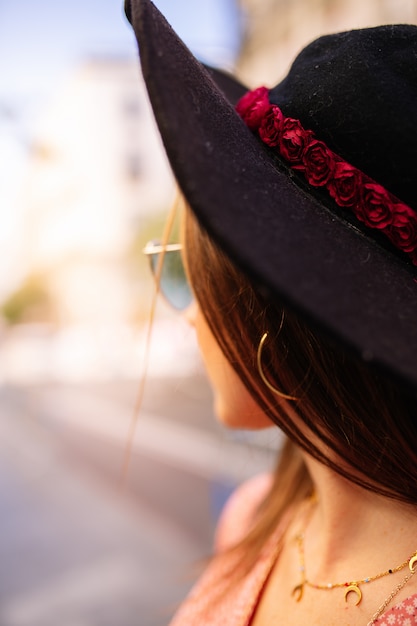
[270,25,417,209]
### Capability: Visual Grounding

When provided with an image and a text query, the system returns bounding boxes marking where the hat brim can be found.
[127,0,417,390]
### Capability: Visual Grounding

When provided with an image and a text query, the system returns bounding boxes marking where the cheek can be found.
[193,308,272,430]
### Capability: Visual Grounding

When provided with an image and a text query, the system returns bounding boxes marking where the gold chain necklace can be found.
[292,530,417,607]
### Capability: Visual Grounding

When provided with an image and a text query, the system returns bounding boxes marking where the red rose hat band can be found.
[236,87,417,266]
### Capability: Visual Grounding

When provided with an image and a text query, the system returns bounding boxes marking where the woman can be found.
[127,1,417,624]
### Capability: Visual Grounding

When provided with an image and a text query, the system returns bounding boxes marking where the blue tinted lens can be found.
[150,249,193,311]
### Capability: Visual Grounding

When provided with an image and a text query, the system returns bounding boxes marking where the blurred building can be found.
[237,0,417,84]
[14,57,174,327]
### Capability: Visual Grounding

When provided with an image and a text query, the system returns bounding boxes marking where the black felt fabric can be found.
[125,0,417,391]
[269,27,417,208]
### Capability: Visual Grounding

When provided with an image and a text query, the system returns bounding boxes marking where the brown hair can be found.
[184,207,417,572]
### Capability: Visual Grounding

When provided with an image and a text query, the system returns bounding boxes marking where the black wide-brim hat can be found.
[126,0,417,391]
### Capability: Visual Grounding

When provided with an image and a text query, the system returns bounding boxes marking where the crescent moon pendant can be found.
[292,584,304,602]
[409,555,417,572]
[344,584,362,606]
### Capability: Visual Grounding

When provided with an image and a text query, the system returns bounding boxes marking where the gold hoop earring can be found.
[257,332,297,401]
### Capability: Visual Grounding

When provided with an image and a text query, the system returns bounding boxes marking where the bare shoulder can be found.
[214,473,273,552]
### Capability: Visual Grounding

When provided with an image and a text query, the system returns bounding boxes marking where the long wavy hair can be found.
[184,207,417,572]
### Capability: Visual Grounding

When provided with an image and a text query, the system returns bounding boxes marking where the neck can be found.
[300,454,417,582]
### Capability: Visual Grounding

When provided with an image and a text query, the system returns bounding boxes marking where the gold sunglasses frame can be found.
[143,241,183,256]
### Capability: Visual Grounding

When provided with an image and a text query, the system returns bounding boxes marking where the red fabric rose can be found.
[235,87,270,131]
[386,204,417,254]
[356,183,394,229]
[279,118,313,165]
[328,162,363,207]
[259,106,283,147]
[302,140,335,186]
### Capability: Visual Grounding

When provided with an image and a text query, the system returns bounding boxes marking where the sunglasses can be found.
[143,240,193,311]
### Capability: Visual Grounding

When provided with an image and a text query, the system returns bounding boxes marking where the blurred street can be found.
[0,373,280,626]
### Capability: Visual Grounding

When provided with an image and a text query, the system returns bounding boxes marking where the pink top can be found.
[169,474,417,626]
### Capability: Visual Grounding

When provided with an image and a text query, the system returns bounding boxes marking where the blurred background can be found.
[0,1,416,624]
